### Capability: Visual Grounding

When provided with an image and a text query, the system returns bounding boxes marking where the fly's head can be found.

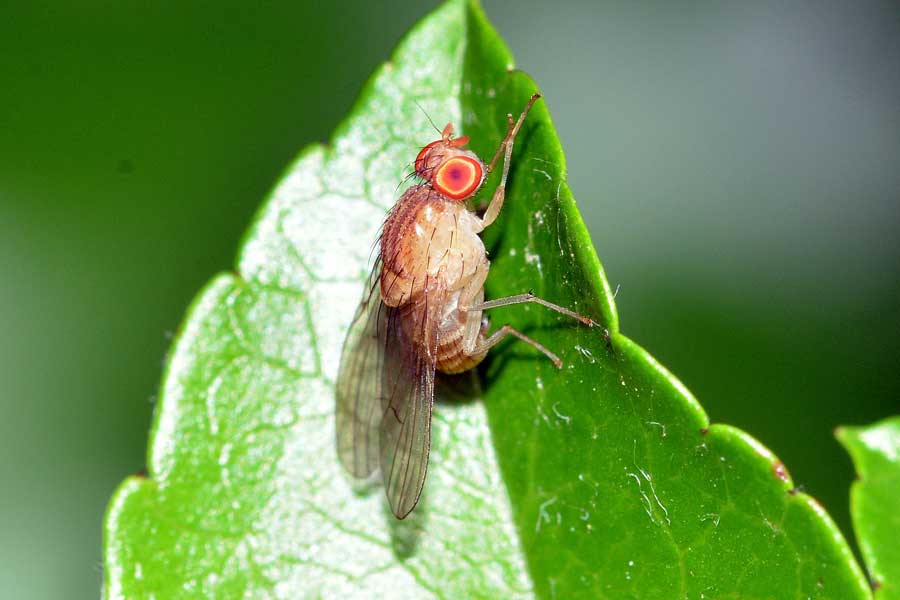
[414,122,485,201]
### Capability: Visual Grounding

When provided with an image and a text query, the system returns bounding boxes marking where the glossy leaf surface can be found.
[104,1,870,597]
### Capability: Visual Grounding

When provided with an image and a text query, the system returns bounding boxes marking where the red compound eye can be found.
[414,141,441,175]
[434,156,483,200]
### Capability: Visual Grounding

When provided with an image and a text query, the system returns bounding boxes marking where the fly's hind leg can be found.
[470,324,563,369]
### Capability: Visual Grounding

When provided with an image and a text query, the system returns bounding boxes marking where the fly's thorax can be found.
[380,185,435,307]
[422,203,485,287]
[381,189,485,306]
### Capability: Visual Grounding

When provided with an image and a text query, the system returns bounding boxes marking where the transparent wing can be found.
[335,262,387,478]
[380,284,445,519]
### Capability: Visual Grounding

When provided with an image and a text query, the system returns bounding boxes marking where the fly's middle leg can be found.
[467,292,596,327]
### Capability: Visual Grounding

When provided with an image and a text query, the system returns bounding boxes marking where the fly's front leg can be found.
[478,93,542,231]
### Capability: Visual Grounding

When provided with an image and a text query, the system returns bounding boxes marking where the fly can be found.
[335,94,594,519]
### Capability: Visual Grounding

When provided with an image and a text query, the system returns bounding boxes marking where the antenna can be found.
[413,100,442,135]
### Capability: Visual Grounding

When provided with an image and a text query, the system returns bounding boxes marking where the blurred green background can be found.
[1,1,897,598]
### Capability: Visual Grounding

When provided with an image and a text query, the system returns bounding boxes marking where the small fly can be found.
[335,94,594,519]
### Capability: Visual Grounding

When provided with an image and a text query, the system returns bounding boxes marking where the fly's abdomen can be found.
[435,326,487,374]
[434,307,488,374]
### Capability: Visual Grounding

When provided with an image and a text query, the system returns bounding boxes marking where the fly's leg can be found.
[486,106,519,174]
[459,284,565,369]
[472,114,513,213]
[470,325,563,368]
[478,93,542,230]
[468,291,596,327]
[457,262,565,368]
[457,261,490,346]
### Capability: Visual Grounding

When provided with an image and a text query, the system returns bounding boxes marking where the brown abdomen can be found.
[435,311,488,375]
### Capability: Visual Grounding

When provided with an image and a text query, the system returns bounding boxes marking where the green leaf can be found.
[837,418,900,599]
[103,0,871,598]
